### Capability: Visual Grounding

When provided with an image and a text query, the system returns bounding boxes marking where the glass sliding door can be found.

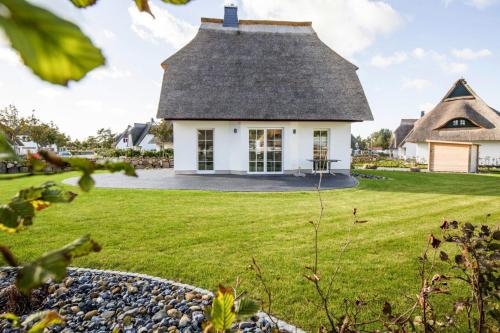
[197,129,214,171]
[249,128,282,173]
[248,129,265,172]
[266,129,282,172]
[313,129,328,172]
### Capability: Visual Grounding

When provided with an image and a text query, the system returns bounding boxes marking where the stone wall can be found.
[0,157,174,174]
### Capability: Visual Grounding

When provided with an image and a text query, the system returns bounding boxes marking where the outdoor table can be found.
[307,159,341,175]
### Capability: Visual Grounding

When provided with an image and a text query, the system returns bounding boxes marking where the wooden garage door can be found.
[430,143,470,172]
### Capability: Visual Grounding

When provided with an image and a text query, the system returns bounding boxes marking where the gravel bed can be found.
[351,173,387,180]
[0,268,304,333]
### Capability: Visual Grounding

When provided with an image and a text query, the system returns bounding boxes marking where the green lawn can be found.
[1,171,499,330]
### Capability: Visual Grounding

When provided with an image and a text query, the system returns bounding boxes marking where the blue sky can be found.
[0,0,498,139]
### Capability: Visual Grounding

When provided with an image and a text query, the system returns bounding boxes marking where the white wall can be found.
[477,141,500,166]
[173,121,352,174]
[415,142,429,163]
[138,134,159,151]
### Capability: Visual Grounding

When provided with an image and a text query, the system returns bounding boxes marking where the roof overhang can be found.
[426,140,480,145]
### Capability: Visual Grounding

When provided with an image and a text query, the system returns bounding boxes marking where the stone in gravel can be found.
[70,306,80,314]
[179,314,191,327]
[201,294,211,301]
[152,309,168,321]
[168,326,178,333]
[239,322,255,330]
[64,277,75,287]
[48,285,57,294]
[189,305,201,312]
[101,310,115,320]
[111,286,121,294]
[127,285,138,294]
[185,292,197,301]
[55,287,68,296]
[167,308,182,319]
[84,310,98,320]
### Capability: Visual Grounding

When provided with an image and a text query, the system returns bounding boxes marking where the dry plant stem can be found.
[310,172,337,332]
[251,258,279,329]
[0,245,19,267]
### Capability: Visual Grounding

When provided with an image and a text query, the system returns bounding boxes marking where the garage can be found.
[428,141,479,173]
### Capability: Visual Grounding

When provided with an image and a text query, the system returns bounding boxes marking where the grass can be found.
[0,171,499,330]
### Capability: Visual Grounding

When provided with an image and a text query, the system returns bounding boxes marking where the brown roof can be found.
[390,119,418,149]
[405,79,500,143]
[157,18,373,122]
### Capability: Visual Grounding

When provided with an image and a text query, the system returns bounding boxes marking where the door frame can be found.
[312,128,330,173]
[196,128,215,174]
[247,127,284,174]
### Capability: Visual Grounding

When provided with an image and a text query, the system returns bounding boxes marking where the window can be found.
[197,129,214,171]
[442,118,478,129]
[313,130,329,171]
[248,129,282,173]
[123,137,128,143]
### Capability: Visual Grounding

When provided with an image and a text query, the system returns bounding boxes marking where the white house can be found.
[13,135,57,156]
[405,79,500,172]
[390,118,418,160]
[156,6,373,175]
[115,120,160,152]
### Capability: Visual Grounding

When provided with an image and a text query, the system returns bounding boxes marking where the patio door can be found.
[313,129,329,172]
[248,128,282,173]
[197,129,214,172]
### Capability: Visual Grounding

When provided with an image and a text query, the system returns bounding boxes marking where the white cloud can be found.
[370,51,408,68]
[0,81,4,88]
[89,65,132,80]
[0,47,21,67]
[444,0,498,8]
[402,78,432,90]
[412,48,426,59]
[451,48,492,60]
[128,3,197,49]
[441,62,468,74]
[38,87,62,100]
[419,102,436,112]
[241,0,403,57]
[103,29,116,39]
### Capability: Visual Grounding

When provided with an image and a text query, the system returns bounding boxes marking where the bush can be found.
[96,149,173,158]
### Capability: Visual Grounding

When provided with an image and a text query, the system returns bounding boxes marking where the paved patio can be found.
[63,169,358,192]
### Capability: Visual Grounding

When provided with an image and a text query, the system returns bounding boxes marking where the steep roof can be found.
[116,121,154,146]
[405,79,500,143]
[157,18,373,122]
[390,119,418,148]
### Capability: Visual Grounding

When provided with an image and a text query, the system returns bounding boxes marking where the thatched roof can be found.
[390,119,418,148]
[157,18,373,122]
[116,121,154,146]
[406,79,500,143]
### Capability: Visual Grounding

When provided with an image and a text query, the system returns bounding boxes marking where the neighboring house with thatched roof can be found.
[405,79,500,172]
[115,119,162,151]
[389,118,418,159]
[157,6,373,175]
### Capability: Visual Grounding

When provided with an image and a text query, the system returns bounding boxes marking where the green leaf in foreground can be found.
[0,130,17,161]
[135,0,191,17]
[0,0,105,85]
[0,182,77,233]
[236,297,259,319]
[25,311,64,333]
[68,0,98,8]
[17,235,101,293]
[104,161,138,177]
[211,285,236,332]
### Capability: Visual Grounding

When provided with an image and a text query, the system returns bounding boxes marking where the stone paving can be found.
[63,169,357,192]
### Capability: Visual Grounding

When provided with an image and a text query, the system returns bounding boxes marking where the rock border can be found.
[67,267,306,333]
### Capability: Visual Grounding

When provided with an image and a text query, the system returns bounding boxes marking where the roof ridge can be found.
[201,17,312,27]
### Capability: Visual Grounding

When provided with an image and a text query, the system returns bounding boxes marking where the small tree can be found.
[150,120,173,157]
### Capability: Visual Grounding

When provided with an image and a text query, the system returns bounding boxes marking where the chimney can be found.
[420,111,425,118]
[223,5,238,27]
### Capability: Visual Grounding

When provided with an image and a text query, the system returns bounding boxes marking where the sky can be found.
[0,0,499,139]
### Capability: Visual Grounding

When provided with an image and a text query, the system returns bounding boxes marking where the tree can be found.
[351,135,368,151]
[95,128,115,149]
[369,129,392,150]
[0,105,23,141]
[150,120,173,157]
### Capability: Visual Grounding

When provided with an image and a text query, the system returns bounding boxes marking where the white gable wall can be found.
[173,120,352,174]
[138,134,159,151]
